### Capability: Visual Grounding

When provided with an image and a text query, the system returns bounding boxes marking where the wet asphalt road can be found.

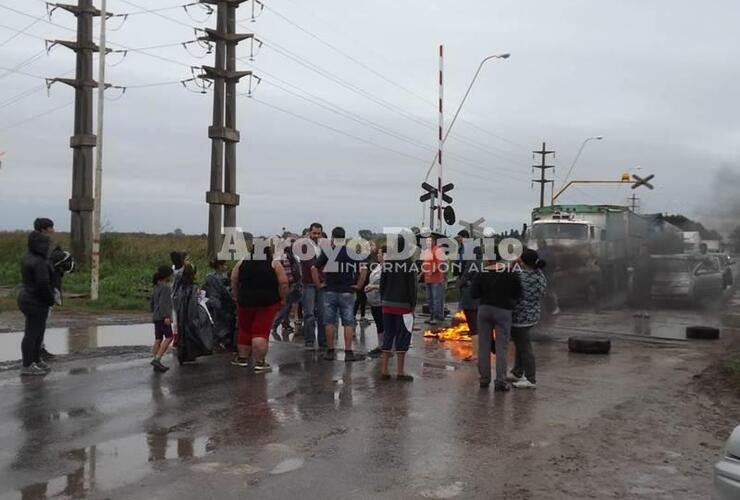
[0,299,736,500]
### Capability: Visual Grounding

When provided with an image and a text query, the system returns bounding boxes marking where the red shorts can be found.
[237,303,281,346]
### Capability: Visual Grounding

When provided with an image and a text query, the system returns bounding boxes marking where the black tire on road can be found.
[568,336,611,354]
[686,326,720,340]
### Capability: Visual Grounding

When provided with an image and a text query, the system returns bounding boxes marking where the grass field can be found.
[0,232,209,312]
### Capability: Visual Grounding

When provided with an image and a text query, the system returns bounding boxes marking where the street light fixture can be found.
[561,135,604,186]
[421,52,511,226]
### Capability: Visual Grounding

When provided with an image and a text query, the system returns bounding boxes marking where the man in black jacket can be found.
[17,228,56,376]
[471,255,523,390]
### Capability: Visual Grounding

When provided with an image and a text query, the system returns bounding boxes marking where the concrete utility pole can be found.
[200,0,252,257]
[532,142,555,208]
[48,0,102,267]
[90,0,107,301]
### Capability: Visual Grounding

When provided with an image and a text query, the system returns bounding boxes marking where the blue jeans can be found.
[301,285,326,347]
[426,282,444,320]
[271,287,302,332]
[324,291,356,327]
[382,313,412,352]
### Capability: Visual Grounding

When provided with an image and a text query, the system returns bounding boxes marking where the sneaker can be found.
[367,347,383,358]
[151,359,169,372]
[253,362,272,373]
[40,348,56,361]
[20,363,47,376]
[427,319,438,326]
[344,351,365,362]
[304,344,316,352]
[479,381,490,389]
[380,373,392,380]
[512,379,537,389]
[397,374,414,382]
[494,383,511,392]
[36,360,51,373]
[231,357,250,367]
[506,372,524,383]
[551,306,561,316]
[323,350,336,361]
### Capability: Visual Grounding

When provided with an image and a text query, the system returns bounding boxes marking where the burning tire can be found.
[568,336,611,354]
[686,326,720,340]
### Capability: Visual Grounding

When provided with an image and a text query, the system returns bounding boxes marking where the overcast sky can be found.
[1,0,738,236]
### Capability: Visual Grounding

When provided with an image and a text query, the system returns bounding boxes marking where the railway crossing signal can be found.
[631,173,655,190]
[420,182,455,230]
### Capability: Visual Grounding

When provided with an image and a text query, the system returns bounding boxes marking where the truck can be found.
[526,204,652,301]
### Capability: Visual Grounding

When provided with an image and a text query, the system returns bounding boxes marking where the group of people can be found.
[16,218,550,390]
[146,222,420,379]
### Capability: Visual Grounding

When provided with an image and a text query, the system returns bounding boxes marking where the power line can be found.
[0,4,196,68]
[0,48,48,81]
[117,0,208,29]
[249,37,525,166]
[253,2,528,153]
[113,2,202,18]
[0,12,45,47]
[252,74,530,181]
[247,96,526,187]
[0,100,73,131]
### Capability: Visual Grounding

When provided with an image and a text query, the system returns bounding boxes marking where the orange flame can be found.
[423,311,472,342]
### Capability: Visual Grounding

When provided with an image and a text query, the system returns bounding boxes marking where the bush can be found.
[0,232,210,312]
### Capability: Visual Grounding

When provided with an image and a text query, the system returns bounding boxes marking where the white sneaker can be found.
[512,379,537,389]
[551,307,561,315]
[506,372,524,382]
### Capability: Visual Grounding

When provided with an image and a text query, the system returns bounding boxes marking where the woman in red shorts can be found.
[230,246,288,372]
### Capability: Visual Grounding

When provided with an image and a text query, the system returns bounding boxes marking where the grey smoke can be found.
[697,165,740,236]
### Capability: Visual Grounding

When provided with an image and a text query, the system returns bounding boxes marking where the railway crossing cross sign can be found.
[459,217,486,238]
[632,174,655,190]
[419,182,438,202]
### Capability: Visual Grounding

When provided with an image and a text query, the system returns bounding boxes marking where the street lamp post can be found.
[561,135,604,187]
[421,52,510,228]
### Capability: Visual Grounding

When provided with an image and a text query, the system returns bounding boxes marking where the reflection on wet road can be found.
[0,325,153,363]
[0,302,735,499]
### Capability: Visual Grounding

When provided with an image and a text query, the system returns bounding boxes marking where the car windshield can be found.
[531,223,588,240]
[653,259,691,273]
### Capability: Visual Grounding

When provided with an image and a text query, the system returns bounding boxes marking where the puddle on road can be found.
[0,324,153,363]
[3,433,209,500]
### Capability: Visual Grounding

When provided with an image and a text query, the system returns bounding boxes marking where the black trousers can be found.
[21,309,48,367]
[370,306,384,334]
[353,291,367,318]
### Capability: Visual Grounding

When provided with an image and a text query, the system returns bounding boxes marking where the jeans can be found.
[271,288,302,332]
[511,326,536,383]
[301,285,326,347]
[324,291,356,327]
[477,305,512,385]
[381,313,412,351]
[426,282,444,320]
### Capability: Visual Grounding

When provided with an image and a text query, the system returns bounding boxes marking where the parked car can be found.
[714,425,740,499]
[650,254,725,305]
